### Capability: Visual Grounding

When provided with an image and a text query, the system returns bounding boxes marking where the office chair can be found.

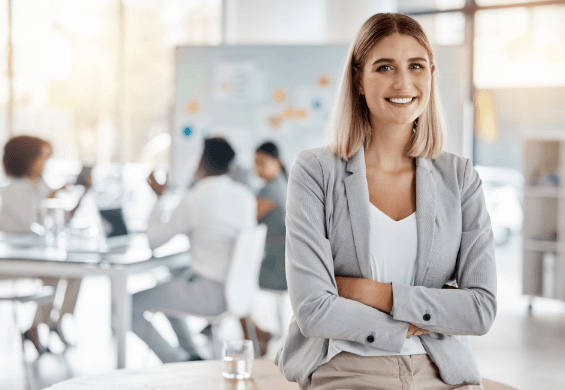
[0,278,55,390]
[168,224,267,358]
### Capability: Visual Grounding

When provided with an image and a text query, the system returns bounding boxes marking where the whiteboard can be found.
[172,44,348,188]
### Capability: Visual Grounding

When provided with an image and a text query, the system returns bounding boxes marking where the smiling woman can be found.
[359,34,432,135]
[329,14,445,163]
[275,13,496,390]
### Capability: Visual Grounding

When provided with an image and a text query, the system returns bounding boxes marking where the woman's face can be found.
[255,151,281,181]
[28,143,52,179]
[359,32,434,131]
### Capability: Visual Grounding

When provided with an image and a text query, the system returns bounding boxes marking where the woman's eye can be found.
[410,63,424,70]
[377,65,392,72]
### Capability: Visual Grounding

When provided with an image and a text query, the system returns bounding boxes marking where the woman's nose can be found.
[393,69,411,89]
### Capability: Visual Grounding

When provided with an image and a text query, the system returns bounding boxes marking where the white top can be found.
[0,177,51,233]
[326,203,426,362]
[147,175,256,283]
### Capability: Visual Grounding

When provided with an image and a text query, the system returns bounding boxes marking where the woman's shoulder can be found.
[294,146,344,171]
[428,151,477,188]
[1,177,34,193]
[431,151,468,168]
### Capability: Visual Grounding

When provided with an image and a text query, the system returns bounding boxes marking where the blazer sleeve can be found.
[286,150,408,353]
[391,159,497,336]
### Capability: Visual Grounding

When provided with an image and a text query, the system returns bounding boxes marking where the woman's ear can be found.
[359,82,365,96]
[431,62,436,74]
[356,75,365,95]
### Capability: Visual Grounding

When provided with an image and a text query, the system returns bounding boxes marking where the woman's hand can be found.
[405,285,456,337]
[335,276,393,314]
[337,276,437,337]
[48,185,67,198]
[407,323,433,338]
[147,171,167,197]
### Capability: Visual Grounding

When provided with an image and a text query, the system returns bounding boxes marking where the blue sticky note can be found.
[183,127,192,137]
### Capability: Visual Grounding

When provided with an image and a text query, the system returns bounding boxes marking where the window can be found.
[476,0,551,5]
[414,12,466,46]
[398,0,465,13]
[2,0,222,165]
[122,0,221,166]
[475,5,565,88]
[9,0,117,162]
[0,0,9,142]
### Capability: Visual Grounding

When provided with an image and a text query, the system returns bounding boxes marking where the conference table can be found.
[0,232,189,369]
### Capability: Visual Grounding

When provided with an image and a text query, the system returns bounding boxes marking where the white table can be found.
[43,359,517,390]
[0,233,189,369]
[45,360,300,390]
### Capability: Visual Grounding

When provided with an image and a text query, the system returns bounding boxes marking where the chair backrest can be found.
[224,224,267,318]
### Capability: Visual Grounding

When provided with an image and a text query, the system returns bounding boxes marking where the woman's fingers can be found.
[406,323,417,338]
[407,323,433,337]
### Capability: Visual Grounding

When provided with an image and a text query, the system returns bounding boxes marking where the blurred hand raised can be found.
[147,171,167,196]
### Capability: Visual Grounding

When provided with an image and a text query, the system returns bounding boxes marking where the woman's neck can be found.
[26,173,41,182]
[365,122,414,172]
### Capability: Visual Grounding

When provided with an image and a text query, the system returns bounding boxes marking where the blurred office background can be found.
[1,0,565,389]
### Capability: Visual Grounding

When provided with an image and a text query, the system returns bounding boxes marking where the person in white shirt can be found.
[132,137,257,362]
[0,136,86,353]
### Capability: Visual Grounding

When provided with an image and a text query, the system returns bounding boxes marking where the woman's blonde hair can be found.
[328,13,445,161]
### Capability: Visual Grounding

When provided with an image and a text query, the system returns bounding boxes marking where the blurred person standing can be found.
[241,141,288,355]
[133,137,256,362]
[254,141,288,292]
[0,136,87,352]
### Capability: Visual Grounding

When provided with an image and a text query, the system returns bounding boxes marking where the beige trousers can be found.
[309,352,484,390]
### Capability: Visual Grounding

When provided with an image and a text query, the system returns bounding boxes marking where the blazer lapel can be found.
[343,148,372,278]
[413,157,437,286]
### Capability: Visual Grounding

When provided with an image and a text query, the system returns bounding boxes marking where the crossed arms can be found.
[286,151,497,352]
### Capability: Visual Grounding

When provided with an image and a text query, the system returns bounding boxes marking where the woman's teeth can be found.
[387,97,414,104]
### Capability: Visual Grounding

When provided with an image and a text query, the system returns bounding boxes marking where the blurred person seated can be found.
[132,137,256,362]
[228,161,254,189]
[241,141,288,356]
[0,136,90,353]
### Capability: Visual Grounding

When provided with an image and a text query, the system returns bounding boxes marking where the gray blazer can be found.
[275,146,497,389]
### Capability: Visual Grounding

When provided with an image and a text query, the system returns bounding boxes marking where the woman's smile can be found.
[359,32,433,129]
[385,96,417,105]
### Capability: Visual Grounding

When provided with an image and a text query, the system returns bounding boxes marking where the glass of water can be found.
[40,199,65,247]
[222,339,254,379]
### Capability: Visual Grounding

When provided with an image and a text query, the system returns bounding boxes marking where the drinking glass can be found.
[222,339,254,379]
[40,199,65,247]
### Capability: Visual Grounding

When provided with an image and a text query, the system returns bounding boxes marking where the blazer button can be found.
[366,335,374,343]
[423,314,431,321]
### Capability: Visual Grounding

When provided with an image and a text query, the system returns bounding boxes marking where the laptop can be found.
[98,208,132,250]
[65,207,131,254]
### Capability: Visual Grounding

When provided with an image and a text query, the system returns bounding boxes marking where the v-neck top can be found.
[325,202,426,361]
[368,203,417,284]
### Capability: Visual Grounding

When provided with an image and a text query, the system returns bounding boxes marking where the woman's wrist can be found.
[335,277,393,314]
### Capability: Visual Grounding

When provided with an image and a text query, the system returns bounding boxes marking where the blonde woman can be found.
[275,13,496,390]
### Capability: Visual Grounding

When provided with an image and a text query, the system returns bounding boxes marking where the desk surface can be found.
[46,360,300,390]
[0,232,190,369]
[44,360,517,390]
[0,233,189,266]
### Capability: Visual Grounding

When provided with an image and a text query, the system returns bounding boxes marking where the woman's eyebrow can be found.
[372,57,428,65]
